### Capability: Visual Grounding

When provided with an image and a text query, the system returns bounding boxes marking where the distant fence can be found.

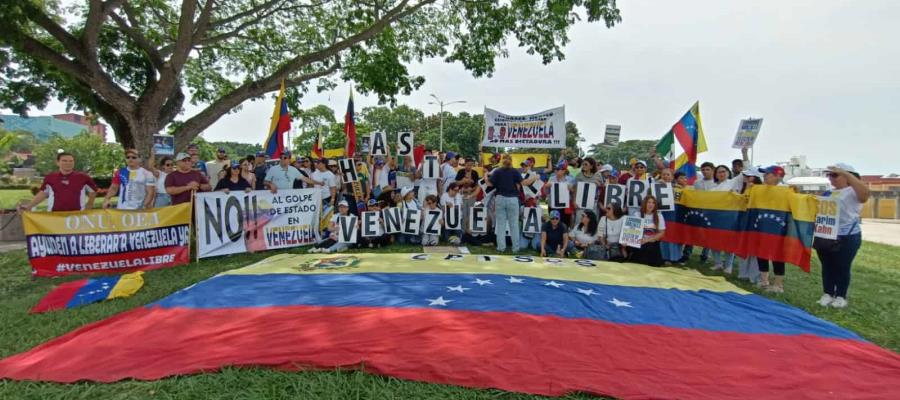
[861,191,900,220]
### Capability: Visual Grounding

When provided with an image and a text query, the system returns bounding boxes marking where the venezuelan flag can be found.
[2,254,898,399]
[263,81,291,159]
[657,102,708,184]
[664,189,747,255]
[743,185,817,270]
[30,272,144,313]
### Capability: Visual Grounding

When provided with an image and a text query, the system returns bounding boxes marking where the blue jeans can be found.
[660,241,682,262]
[494,195,520,252]
[519,234,541,251]
[154,193,171,208]
[817,233,862,298]
[712,250,735,269]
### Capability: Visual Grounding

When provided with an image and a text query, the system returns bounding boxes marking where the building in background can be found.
[52,113,107,140]
[0,114,107,142]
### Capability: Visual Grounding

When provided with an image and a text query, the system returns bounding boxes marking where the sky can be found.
[10,0,900,174]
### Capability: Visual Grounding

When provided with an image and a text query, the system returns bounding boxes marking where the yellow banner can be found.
[24,203,193,235]
[323,148,345,158]
[481,153,550,168]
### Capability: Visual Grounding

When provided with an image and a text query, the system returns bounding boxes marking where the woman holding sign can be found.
[629,195,666,267]
[815,164,868,309]
[575,157,604,224]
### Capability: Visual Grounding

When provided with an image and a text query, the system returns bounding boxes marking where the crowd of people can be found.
[17,145,868,309]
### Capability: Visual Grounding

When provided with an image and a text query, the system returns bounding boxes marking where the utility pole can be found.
[428,94,466,152]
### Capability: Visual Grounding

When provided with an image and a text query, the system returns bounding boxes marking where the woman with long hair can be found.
[149,155,174,207]
[568,209,599,254]
[574,157,603,223]
[630,195,666,267]
[214,161,253,193]
[240,156,256,189]
[598,203,628,261]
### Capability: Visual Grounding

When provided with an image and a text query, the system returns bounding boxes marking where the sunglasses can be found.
[126,155,139,159]
[163,163,173,167]
[826,173,839,178]
[281,156,291,159]
[635,165,646,169]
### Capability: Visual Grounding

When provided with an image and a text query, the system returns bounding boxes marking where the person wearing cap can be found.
[309,200,355,254]
[754,165,788,292]
[815,163,868,309]
[18,152,99,213]
[545,159,576,226]
[396,186,422,245]
[360,199,391,248]
[186,143,208,177]
[206,147,231,188]
[487,154,523,253]
[165,152,211,205]
[519,158,542,201]
[263,151,302,194]
[440,151,459,194]
[102,149,156,210]
[253,151,269,190]
[214,161,253,193]
[370,155,392,196]
[541,210,569,258]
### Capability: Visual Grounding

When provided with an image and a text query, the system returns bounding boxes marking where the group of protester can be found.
[17,145,868,309]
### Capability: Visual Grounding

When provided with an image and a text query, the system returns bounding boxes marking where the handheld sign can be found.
[337,215,358,244]
[652,183,675,212]
[814,197,841,240]
[338,158,358,183]
[604,184,626,208]
[445,205,462,230]
[423,155,439,180]
[549,182,570,209]
[402,208,422,235]
[522,207,542,234]
[398,131,414,156]
[732,118,763,149]
[470,206,487,233]
[383,207,403,234]
[361,211,382,237]
[627,179,649,208]
[619,216,644,248]
[478,178,496,196]
[424,209,443,235]
[370,131,388,156]
[522,173,544,199]
[575,182,597,209]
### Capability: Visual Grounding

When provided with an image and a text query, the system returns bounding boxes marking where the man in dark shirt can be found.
[488,154,522,253]
[166,152,212,205]
[541,210,569,257]
[253,151,269,190]
[455,158,480,187]
[18,152,98,212]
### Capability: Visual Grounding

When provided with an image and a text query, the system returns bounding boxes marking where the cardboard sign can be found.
[619,216,644,249]
[478,178,496,196]
[424,209,443,235]
[361,211,382,237]
[549,182,570,209]
[153,135,175,156]
[338,215,358,244]
[522,207,542,234]
[398,131,414,156]
[575,182,597,209]
[445,205,462,230]
[814,196,841,240]
[653,183,676,212]
[383,207,403,234]
[626,179,650,208]
[603,124,621,147]
[732,118,763,149]
[338,158,358,183]
[402,208,422,235]
[604,184,626,209]
[522,173,544,199]
[370,131,388,156]
[422,155,439,180]
[470,207,487,233]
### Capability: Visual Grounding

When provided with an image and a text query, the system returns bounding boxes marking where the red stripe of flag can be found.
[30,279,89,313]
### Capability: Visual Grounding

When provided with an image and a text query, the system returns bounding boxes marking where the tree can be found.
[291,105,337,155]
[209,141,263,160]
[33,132,124,176]
[586,139,658,171]
[0,1,622,156]
[360,105,425,145]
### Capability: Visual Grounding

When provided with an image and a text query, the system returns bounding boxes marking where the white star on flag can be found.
[473,278,493,286]
[506,276,524,284]
[427,296,452,306]
[608,298,632,308]
[446,285,470,293]
[576,288,597,296]
[544,281,564,288]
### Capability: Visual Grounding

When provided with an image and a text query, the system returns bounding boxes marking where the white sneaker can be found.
[831,297,848,308]
[308,248,320,253]
[817,294,834,307]
[724,266,733,274]
[711,263,724,271]
[322,248,332,254]
[765,285,784,294]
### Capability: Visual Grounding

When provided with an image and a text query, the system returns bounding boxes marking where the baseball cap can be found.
[758,165,786,178]
[633,159,647,167]
[338,200,349,207]
[327,159,338,167]
[217,147,226,153]
[367,199,378,206]
[550,210,561,219]
[401,186,414,197]
[830,163,857,174]
[175,152,191,161]
[556,160,568,170]
[599,164,614,173]
[375,158,385,166]
[255,151,265,157]
[186,143,198,149]
[446,151,457,159]
[230,161,240,168]
[741,168,762,178]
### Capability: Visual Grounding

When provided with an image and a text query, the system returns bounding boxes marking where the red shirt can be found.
[39,171,99,212]
[165,170,210,205]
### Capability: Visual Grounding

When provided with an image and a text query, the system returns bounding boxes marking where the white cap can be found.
[599,164,614,173]
[830,163,857,174]
[338,200,349,207]
[741,168,762,178]
[401,186,414,197]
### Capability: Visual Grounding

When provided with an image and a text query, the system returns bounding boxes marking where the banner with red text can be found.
[482,106,566,148]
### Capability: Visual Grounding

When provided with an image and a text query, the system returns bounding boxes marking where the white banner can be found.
[195,189,321,258]
[482,106,566,148]
[732,118,763,149]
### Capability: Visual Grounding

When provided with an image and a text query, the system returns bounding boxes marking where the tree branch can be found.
[19,2,86,59]
[83,0,125,57]
[109,9,165,69]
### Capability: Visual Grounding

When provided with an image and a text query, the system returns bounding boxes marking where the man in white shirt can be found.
[104,149,156,210]
[300,158,338,208]
[440,151,459,194]
[206,147,230,188]
[693,162,717,191]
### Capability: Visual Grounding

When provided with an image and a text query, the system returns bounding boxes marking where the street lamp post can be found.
[428,94,466,152]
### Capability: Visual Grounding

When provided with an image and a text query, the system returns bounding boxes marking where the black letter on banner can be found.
[403,208,422,235]
[445,205,461,230]
[224,196,243,242]
[424,209,442,235]
[338,158,358,183]
[605,184,626,208]
[423,156,439,179]
[370,131,388,156]
[522,207,541,234]
[653,183,676,211]
[627,179,648,208]
[550,182,570,209]
[362,211,381,237]
[398,132,414,156]
[338,215,358,244]
[513,256,534,263]
[444,254,464,261]
[470,207,487,233]
[203,198,224,244]
[478,178,496,196]
[575,182,597,209]
[383,207,402,234]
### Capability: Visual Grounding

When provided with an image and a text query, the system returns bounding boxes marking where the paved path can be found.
[861,219,900,247]
[0,241,25,253]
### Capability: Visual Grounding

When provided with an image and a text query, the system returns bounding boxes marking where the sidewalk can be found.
[0,241,25,253]
[861,219,900,246]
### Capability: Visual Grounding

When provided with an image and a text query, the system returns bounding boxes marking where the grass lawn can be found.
[0,242,897,399]
[0,190,32,210]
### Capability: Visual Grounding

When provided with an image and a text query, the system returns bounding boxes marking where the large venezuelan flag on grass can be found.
[665,185,817,270]
[2,253,898,399]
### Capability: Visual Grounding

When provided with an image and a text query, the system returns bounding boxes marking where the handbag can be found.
[583,244,609,260]
[813,219,858,252]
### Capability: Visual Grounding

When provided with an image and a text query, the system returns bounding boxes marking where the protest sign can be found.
[522,207,542,234]
[370,131,388,156]
[575,182,597,209]
[338,215,358,244]
[814,196,841,240]
[398,132,414,156]
[152,135,175,156]
[603,125,621,147]
[361,211,382,237]
[627,179,650,208]
[653,183,676,211]
[403,208,422,235]
[522,172,544,199]
[549,182,570,209]
[422,156,439,180]
[732,118,763,149]
[338,158,358,183]
[445,205,462,230]
[605,184,626,208]
[482,106,566,148]
[620,216,644,249]
[470,207,487,233]
[383,207,403,234]
[424,209,443,235]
